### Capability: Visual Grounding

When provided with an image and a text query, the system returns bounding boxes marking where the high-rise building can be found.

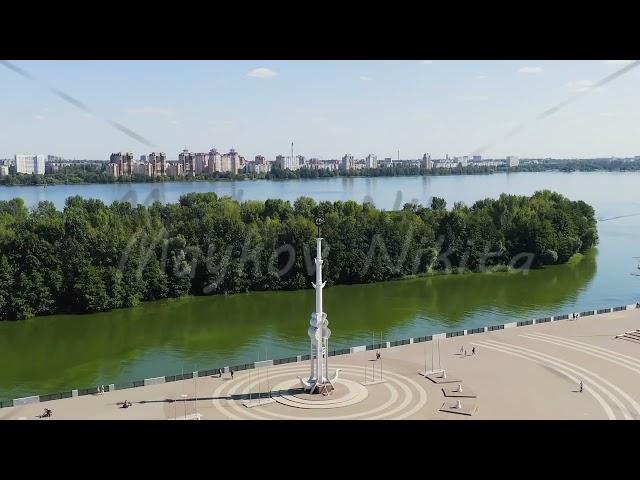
[106,163,119,177]
[275,154,299,171]
[207,149,221,173]
[166,161,182,177]
[0,165,9,177]
[227,149,241,174]
[15,154,46,175]
[365,154,378,169]
[254,155,266,164]
[178,149,195,176]
[473,155,482,162]
[109,152,133,176]
[140,155,147,162]
[219,154,231,173]
[148,152,166,177]
[341,154,355,171]
[246,160,269,174]
[135,162,153,176]
[421,153,433,169]
[194,152,209,174]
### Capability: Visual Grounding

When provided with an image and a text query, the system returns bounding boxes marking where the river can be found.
[0,171,638,400]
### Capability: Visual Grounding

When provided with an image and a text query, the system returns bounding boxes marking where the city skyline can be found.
[1,60,639,160]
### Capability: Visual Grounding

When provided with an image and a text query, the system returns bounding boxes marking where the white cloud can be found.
[518,66,543,74]
[604,60,634,65]
[34,114,45,121]
[457,95,489,102]
[565,79,595,93]
[247,67,277,78]
[359,76,372,82]
[127,106,173,116]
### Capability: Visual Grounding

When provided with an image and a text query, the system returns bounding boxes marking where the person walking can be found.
[472,347,476,355]
[579,380,583,393]
[230,369,234,380]
[376,352,381,360]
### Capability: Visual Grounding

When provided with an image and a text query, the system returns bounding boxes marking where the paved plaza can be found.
[3,308,640,420]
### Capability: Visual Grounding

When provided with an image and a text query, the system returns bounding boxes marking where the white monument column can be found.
[300,218,339,394]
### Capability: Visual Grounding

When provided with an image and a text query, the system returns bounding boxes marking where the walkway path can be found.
[2,308,640,420]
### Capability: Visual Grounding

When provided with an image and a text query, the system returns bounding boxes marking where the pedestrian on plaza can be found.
[579,380,583,393]
[472,347,476,355]
[460,346,464,355]
[464,349,467,357]
[376,352,381,360]
[230,369,234,380]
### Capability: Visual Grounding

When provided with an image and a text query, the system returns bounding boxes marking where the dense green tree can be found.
[0,190,598,320]
[431,197,447,211]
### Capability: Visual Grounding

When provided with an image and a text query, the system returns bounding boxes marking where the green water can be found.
[1,171,639,400]
[0,248,599,400]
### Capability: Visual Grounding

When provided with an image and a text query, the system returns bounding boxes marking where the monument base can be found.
[299,369,341,395]
[307,382,335,396]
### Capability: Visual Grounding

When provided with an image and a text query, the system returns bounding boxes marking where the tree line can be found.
[0,190,598,320]
[512,158,640,173]
[0,163,502,186]
[3,159,640,187]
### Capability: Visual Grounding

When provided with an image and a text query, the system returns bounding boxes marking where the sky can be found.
[1,60,639,160]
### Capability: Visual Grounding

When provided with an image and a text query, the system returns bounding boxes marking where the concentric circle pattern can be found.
[211,363,428,420]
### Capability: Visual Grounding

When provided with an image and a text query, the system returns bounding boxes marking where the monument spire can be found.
[299,216,339,394]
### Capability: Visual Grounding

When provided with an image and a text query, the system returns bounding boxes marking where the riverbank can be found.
[4,304,638,420]
[3,158,640,188]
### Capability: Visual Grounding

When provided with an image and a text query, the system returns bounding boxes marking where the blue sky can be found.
[1,60,639,160]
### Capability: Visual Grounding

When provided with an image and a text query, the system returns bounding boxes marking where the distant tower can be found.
[291,142,294,163]
[397,149,400,161]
